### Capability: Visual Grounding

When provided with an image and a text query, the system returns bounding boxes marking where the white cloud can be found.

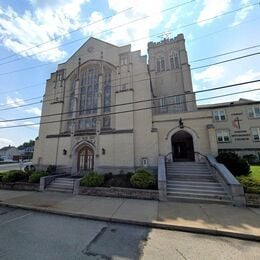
[0,0,89,62]
[6,96,25,108]
[199,69,260,104]
[82,0,164,53]
[0,138,14,148]
[193,66,225,82]
[164,9,180,29]
[197,0,231,26]
[232,0,254,27]
[25,107,41,116]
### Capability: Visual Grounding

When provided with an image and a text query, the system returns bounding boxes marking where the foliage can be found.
[237,175,260,194]
[130,169,156,189]
[1,170,27,183]
[80,172,104,187]
[24,165,36,176]
[104,172,113,182]
[103,174,132,188]
[243,154,257,164]
[46,165,56,174]
[18,140,35,150]
[28,171,47,183]
[216,152,250,177]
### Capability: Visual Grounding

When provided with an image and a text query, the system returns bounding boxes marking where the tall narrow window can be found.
[103,68,111,113]
[174,53,179,69]
[170,55,174,70]
[156,57,165,72]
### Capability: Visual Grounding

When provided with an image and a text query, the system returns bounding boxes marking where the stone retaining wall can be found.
[245,193,260,208]
[0,182,39,191]
[79,186,159,200]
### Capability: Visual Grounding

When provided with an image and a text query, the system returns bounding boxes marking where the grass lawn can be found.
[237,165,260,194]
[250,165,260,182]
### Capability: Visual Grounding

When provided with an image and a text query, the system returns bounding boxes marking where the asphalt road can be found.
[0,206,259,260]
[0,162,31,172]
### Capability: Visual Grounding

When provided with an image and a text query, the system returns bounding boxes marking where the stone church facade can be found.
[33,34,258,175]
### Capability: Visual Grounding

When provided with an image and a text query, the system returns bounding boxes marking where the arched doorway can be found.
[77,146,94,173]
[171,131,194,161]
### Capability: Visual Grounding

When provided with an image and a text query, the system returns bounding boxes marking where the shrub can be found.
[80,172,104,187]
[2,170,27,182]
[28,171,47,183]
[243,154,257,164]
[0,172,5,182]
[130,170,156,189]
[46,165,56,174]
[237,175,260,194]
[216,152,250,177]
[104,172,113,182]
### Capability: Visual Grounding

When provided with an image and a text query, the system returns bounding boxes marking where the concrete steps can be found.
[46,177,75,193]
[166,162,232,204]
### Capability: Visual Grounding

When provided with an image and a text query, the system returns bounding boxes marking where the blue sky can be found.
[0,0,259,148]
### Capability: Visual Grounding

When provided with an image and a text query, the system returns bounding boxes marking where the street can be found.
[0,206,259,260]
[0,162,31,172]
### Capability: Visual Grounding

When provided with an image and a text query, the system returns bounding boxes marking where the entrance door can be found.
[171,131,194,161]
[77,146,94,173]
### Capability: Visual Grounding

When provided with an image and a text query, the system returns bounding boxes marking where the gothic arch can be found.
[166,126,200,161]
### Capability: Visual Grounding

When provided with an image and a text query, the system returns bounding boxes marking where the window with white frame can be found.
[213,110,226,121]
[248,106,260,118]
[216,130,230,143]
[156,57,165,72]
[252,128,260,141]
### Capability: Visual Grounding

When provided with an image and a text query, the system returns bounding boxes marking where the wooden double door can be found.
[77,146,94,173]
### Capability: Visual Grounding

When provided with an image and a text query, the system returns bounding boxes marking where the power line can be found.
[0,47,259,111]
[0,12,258,96]
[0,7,133,64]
[0,0,255,69]
[0,87,259,129]
[0,0,195,67]
[0,79,259,123]
[190,44,260,63]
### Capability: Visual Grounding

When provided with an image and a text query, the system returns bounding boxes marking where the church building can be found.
[33,34,258,175]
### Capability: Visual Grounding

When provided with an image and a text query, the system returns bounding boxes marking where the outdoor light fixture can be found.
[179,118,184,128]
[63,149,67,155]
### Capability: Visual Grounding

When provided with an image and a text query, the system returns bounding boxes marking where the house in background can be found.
[0,146,20,161]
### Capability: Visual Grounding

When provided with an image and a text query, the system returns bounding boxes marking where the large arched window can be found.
[68,64,112,131]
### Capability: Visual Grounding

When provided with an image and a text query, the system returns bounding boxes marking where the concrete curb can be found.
[1,201,259,242]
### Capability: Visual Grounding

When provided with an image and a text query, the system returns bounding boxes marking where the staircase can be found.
[46,177,75,193]
[166,162,232,204]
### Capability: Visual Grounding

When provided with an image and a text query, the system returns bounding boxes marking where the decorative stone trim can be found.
[0,182,39,191]
[79,186,159,200]
[245,193,260,208]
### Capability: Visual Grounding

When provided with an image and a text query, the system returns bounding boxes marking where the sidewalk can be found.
[0,190,259,241]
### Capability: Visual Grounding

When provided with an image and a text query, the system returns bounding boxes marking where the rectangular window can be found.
[252,128,260,141]
[216,130,230,143]
[248,106,260,118]
[174,54,179,69]
[120,54,128,65]
[159,97,168,113]
[156,59,161,72]
[213,110,226,121]
[170,55,174,70]
[156,57,165,72]
[121,83,128,91]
